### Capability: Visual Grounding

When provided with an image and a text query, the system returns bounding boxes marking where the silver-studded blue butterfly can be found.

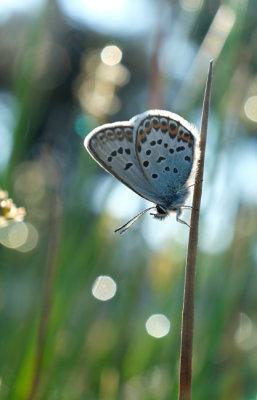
[84,110,199,234]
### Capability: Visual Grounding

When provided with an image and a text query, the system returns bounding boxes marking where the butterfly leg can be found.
[185,179,204,191]
[180,205,199,212]
[195,178,204,184]
[176,208,191,228]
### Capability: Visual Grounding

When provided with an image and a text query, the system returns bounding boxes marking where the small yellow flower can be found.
[0,189,26,228]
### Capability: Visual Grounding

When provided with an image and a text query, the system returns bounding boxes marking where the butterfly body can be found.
[85,110,199,233]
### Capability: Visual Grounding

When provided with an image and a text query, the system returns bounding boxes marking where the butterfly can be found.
[84,110,199,234]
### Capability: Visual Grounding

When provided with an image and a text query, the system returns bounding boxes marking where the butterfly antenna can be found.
[115,207,156,234]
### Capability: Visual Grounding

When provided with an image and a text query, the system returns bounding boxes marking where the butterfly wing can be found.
[84,121,161,203]
[132,110,199,205]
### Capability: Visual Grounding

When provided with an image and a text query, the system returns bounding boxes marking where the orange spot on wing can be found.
[152,121,160,129]
[168,125,178,137]
[160,124,168,132]
[178,131,194,146]
[140,131,147,142]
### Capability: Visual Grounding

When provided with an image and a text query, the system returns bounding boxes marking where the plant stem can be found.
[26,186,61,400]
[178,60,213,400]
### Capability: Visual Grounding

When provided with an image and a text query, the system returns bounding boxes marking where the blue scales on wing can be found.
[132,110,199,207]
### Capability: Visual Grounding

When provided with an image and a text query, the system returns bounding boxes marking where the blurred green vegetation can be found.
[0,0,257,399]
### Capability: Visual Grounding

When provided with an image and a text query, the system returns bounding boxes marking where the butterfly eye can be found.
[156,205,167,215]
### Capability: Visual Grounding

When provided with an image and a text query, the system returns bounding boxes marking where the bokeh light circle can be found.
[17,223,39,252]
[0,222,28,249]
[145,314,171,338]
[92,275,117,301]
[180,0,203,12]
[244,96,257,122]
[101,45,122,66]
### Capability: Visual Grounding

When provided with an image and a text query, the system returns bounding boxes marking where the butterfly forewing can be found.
[85,121,161,203]
[133,111,198,200]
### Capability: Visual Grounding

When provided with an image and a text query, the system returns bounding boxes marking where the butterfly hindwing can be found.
[133,110,198,201]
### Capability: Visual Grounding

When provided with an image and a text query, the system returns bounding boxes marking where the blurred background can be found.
[0,0,257,399]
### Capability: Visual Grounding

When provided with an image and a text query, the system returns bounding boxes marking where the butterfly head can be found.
[151,205,170,220]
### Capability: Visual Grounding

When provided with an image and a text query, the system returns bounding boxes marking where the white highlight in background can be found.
[0,222,28,249]
[101,45,122,66]
[92,275,117,301]
[180,0,203,12]
[244,96,257,122]
[145,314,171,338]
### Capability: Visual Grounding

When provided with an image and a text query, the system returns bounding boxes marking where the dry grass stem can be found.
[179,60,213,400]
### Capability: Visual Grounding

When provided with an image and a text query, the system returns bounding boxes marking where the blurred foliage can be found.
[0,0,257,399]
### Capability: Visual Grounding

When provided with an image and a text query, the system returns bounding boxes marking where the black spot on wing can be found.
[157,156,166,163]
[169,122,177,130]
[124,163,133,170]
[152,117,159,126]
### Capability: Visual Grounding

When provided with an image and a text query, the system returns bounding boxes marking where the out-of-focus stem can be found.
[26,187,61,400]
